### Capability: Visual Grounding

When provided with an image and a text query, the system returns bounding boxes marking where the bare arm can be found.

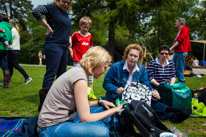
[170,41,179,50]
[68,37,73,58]
[74,79,122,122]
[170,78,176,84]
[40,19,53,35]
[150,79,160,87]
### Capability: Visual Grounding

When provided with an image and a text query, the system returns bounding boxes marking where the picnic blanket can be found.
[0,116,38,137]
[0,118,26,137]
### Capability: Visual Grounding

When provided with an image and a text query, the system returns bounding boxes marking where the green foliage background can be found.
[1,0,206,64]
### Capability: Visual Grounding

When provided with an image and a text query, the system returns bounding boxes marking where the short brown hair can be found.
[53,0,72,11]
[122,44,143,67]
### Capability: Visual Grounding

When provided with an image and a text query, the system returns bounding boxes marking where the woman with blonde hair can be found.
[8,19,32,84]
[32,0,72,89]
[38,46,123,137]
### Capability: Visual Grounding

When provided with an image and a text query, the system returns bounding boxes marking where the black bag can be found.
[118,100,175,137]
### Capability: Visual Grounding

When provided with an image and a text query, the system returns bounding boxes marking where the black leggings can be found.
[8,50,29,80]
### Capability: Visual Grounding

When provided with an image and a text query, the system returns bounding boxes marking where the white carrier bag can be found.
[121,82,152,106]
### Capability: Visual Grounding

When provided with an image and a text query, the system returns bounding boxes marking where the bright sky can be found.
[30,0,53,8]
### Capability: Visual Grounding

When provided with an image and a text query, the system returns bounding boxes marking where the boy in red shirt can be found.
[69,16,96,99]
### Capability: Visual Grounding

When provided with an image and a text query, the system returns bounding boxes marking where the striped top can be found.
[32,6,48,21]
[147,57,176,84]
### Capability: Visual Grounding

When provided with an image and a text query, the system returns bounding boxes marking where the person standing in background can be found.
[69,16,96,99]
[170,18,191,83]
[32,0,72,89]
[0,14,13,88]
[38,50,43,66]
[8,19,32,84]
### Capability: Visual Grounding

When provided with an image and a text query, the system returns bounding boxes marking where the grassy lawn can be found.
[0,65,206,136]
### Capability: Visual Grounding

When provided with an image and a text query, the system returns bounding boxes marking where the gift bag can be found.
[157,83,192,109]
[121,82,152,106]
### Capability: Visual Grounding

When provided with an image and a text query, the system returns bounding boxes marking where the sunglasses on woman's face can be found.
[160,53,169,55]
[61,0,71,5]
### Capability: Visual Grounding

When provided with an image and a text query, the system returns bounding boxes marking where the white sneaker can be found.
[24,77,32,84]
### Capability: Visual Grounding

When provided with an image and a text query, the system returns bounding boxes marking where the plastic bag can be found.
[157,83,192,109]
[191,98,206,117]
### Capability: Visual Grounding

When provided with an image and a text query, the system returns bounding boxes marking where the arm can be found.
[68,36,73,58]
[90,35,94,47]
[147,61,160,87]
[170,41,179,50]
[103,65,123,95]
[32,6,53,35]
[74,79,122,122]
[139,65,153,89]
[170,61,176,84]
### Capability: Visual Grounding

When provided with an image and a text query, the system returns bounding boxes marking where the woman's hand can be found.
[46,25,53,35]
[99,100,116,110]
[114,104,123,113]
[152,90,160,100]
[116,87,124,94]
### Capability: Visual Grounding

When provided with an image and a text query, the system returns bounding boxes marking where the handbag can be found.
[121,82,152,106]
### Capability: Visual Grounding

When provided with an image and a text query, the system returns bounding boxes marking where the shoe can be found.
[24,77,32,84]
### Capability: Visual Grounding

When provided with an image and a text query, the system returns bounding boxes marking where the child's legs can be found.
[88,76,93,89]
[39,58,42,64]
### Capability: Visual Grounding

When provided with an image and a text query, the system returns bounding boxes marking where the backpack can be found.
[118,100,176,137]
[122,82,152,106]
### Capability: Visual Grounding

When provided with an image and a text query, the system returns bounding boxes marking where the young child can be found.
[0,29,12,49]
[69,16,96,99]
[38,50,43,66]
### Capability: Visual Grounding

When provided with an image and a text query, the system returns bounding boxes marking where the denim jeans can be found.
[39,106,111,137]
[43,43,68,88]
[0,50,9,70]
[173,52,187,83]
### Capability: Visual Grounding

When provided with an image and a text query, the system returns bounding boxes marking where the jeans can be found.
[39,106,111,137]
[8,50,29,79]
[151,98,173,120]
[43,43,68,88]
[0,50,8,70]
[173,52,187,83]
[0,55,9,70]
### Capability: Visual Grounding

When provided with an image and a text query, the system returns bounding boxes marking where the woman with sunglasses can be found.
[147,45,176,88]
[32,0,72,89]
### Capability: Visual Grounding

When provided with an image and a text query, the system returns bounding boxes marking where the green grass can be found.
[0,65,206,136]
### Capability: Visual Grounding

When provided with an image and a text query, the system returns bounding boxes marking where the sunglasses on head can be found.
[160,53,169,55]
[61,0,71,5]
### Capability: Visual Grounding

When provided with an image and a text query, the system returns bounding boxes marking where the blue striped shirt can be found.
[147,57,176,85]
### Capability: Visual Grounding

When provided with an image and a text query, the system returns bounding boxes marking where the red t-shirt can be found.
[174,26,191,53]
[71,31,94,62]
